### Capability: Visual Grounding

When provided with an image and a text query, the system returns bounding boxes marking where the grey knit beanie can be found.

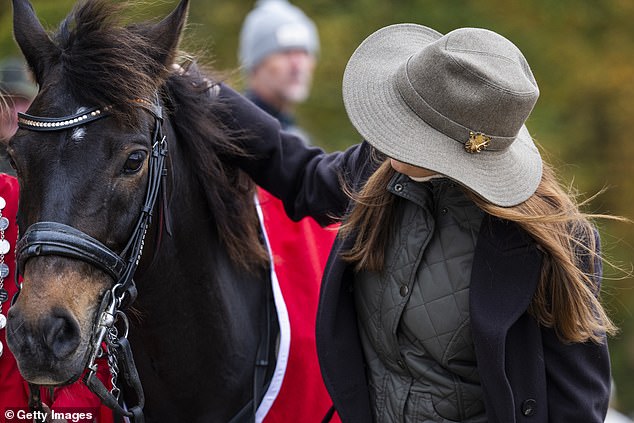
[239,0,319,72]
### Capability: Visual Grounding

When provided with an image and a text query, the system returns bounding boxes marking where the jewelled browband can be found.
[17,98,162,132]
[17,106,110,132]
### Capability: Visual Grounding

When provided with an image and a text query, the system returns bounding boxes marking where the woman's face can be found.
[0,95,32,141]
[389,159,438,179]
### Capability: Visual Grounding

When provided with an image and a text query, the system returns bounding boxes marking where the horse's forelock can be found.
[53,0,167,122]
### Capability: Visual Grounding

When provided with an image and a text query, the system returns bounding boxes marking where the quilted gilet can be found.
[354,175,487,422]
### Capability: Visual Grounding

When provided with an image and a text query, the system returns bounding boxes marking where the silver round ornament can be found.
[0,239,9,255]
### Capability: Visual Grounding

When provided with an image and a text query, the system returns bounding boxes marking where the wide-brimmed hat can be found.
[342,24,542,207]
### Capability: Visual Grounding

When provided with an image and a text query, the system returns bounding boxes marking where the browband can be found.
[17,107,109,132]
[17,97,162,132]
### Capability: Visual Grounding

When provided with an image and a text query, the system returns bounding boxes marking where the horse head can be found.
[5,0,189,386]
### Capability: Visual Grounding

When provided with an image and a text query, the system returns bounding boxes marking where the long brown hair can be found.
[340,153,618,344]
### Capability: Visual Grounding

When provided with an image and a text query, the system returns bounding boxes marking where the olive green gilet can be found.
[354,175,487,422]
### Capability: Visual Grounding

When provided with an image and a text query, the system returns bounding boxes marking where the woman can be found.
[213,25,615,422]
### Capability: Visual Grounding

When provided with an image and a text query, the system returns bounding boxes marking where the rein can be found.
[15,98,167,423]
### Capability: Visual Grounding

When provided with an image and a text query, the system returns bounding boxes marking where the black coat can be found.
[220,84,611,423]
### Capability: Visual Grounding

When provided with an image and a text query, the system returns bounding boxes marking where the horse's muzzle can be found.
[6,305,85,385]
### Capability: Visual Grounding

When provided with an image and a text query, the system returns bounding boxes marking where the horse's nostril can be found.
[43,313,81,359]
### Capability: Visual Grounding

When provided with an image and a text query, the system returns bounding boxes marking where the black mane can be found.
[166,64,269,270]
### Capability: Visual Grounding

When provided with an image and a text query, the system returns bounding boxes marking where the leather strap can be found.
[16,221,127,280]
[18,107,109,132]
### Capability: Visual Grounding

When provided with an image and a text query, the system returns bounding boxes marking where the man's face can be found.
[250,49,316,109]
[0,95,32,140]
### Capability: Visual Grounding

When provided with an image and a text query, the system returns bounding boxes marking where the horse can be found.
[4,0,279,421]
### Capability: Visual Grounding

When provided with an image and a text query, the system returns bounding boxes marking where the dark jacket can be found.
[245,90,312,145]
[219,84,611,423]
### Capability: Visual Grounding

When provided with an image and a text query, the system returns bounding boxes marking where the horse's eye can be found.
[123,151,147,174]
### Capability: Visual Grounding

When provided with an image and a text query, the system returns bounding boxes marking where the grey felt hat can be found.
[239,0,319,72]
[343,24,543,207]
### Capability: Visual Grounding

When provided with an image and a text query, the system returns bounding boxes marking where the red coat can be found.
[0,174,114,423]
[257,188,341,423]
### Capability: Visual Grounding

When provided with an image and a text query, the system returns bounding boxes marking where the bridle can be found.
[14,96,167,423]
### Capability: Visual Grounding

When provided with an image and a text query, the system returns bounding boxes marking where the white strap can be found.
[254,194,291,423]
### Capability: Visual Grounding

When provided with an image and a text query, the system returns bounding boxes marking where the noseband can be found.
[15,98,167,423]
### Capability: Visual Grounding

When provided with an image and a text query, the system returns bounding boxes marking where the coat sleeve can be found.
[542,229,610,422]
[217,83,373,226]
[542,330,610,421]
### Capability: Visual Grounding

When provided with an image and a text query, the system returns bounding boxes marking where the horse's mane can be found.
[51,0,268,271]
[165,64,270,271]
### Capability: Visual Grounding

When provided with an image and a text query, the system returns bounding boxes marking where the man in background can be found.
[239,0,319,144]
[0,57,37,174]
[238,2,341,422]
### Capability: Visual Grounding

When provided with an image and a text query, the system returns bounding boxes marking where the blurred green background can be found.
[2,0,634,416]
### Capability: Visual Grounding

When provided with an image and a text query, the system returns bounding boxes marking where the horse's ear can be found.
[12,0,58,84]
[143,0,190,66]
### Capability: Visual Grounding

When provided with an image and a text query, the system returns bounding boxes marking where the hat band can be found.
[394,57,516,152]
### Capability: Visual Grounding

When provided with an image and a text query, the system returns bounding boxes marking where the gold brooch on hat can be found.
[465,131,491,153]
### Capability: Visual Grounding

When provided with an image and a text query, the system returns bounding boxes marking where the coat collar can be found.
[470,214,542,339]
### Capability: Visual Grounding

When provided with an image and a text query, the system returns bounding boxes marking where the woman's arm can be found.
[542,328,610,421]
[218,84,372,226]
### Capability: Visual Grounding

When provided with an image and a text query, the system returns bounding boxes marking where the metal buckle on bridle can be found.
[85,284,128,393]
[84,284,144,421]
[16,95,167,423]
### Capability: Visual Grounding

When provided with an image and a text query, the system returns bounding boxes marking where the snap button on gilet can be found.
[399,284,409,297]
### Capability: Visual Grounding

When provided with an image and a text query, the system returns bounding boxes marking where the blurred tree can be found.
[2,0,633,416]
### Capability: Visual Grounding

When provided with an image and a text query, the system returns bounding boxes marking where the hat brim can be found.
[342,24,542,207]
